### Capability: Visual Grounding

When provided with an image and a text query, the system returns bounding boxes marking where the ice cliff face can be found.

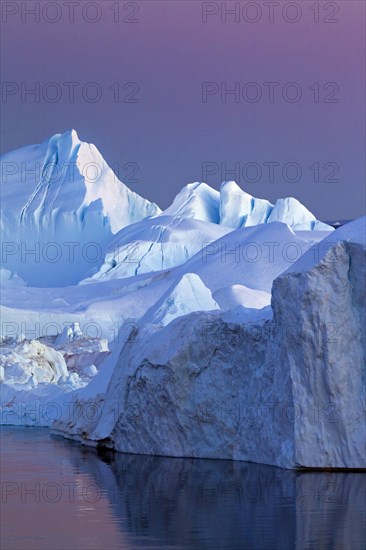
[270,241,365,468]
[53,220,366,469]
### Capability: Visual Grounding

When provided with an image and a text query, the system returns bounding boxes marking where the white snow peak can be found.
[0,130,160,286]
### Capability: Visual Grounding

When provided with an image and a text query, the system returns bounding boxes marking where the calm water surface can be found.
[1,427,365,550]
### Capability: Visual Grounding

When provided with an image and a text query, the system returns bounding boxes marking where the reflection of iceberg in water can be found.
[1,428,365,549]
[66,442,366,550]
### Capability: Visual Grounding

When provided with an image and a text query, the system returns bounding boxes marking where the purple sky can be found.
[1,0,365,220]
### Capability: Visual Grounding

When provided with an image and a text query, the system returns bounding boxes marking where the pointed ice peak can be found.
[162,182,220,223]
[173,181,219,200]
[268,197,316,229]
[220,181,273,228]
[146,272,220,327]
[43,128,81,148]
[0,130,162,286]
[220,180,252,197]
[185,181,204,191]
[186,181,214,192]
[62,128,80,141]
[38,129,82,166]
[58,128,81,150]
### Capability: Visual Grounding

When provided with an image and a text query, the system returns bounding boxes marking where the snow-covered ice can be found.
[0,130,160,286]
[143,272,220,327]
[162,182,221,223]
[81,216,231,283]
[1,131,364,470]
[52,219,365,469]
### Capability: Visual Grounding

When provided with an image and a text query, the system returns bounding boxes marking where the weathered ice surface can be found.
[0,325,110,426]
[53,237,366,469]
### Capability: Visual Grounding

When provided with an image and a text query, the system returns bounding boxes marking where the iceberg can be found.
[163,179,334,232]
[1,131,362,470]
[52,219,365,469]
[0,130,160,286]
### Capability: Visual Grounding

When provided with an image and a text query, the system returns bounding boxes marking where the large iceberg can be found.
[52,219,365,469]
[0,130,160,286]
[1,131,363,470]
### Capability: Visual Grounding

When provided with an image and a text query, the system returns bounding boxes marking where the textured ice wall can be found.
[53,240,365,469]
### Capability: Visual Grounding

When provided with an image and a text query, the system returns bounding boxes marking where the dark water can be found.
[1,427,365,550]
